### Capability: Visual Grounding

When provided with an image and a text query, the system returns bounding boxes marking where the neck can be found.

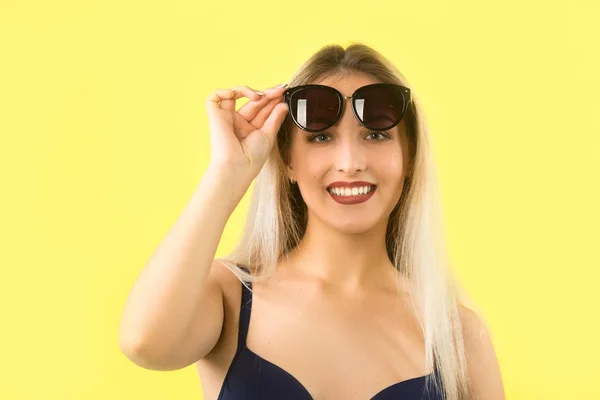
[282,211,396,293]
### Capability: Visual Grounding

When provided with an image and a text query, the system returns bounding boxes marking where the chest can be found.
[243,284,428,399]
[197,279,432,400]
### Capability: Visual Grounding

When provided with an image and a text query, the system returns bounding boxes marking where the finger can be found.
[206,88,238,117]
[257,83,289,96]
[237,93,272,121]
[206,86,262,114]
[251,97,285,128]
[261,102,290,138]
[243,103,290,164]
[222,85,264,111]
[237,84,288,121]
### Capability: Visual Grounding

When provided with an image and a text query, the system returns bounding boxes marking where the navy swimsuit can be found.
[217,268,445,399]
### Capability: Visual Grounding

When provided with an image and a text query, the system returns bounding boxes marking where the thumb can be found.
[243,103,289,163]
[261,102,289,139]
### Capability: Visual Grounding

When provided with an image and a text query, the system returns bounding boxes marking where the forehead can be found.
[313,72,381,97]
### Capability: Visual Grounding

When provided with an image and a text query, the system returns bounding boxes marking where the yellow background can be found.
[1,0,598,399]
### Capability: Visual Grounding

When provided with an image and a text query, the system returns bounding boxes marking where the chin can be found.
[328,218,379,234]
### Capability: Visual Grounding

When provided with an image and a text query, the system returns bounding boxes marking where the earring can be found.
[290,177,295,184]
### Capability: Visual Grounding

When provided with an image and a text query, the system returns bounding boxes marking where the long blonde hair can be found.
[215,42,481,400]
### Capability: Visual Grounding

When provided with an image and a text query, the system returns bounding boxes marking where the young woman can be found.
[119,43,505,400]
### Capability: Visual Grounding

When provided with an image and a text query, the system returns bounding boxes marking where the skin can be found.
[195,73,505,400]
[282,72,412,293]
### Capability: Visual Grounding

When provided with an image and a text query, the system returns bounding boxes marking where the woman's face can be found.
[287,73,412,233]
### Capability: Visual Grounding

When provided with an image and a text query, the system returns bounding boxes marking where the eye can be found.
[366,131,392,140]
[307,133,331,143]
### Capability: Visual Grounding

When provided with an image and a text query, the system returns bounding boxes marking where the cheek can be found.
[374,148,405,176]
[296,152,327,181]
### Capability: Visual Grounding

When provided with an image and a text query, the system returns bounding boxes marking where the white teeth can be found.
[328,186,374,197]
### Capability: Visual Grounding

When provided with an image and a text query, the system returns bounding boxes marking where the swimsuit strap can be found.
[237,265,253,348]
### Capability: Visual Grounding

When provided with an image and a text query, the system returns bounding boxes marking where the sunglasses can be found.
[283,83,411,133]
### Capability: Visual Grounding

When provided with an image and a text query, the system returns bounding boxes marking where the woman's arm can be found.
[118,164,252,370]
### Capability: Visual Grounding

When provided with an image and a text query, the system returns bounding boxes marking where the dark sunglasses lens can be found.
[354,85,407,130]
[289,87,339,131]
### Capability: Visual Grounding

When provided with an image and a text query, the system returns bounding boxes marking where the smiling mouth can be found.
[326,185,377,197]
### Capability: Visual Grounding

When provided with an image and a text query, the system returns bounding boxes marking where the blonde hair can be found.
[215,41,482,400]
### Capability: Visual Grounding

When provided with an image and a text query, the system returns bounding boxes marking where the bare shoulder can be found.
[208,261,261,312]
[209,261,246,298]
[458,304,506,400]
[458,305,487,342]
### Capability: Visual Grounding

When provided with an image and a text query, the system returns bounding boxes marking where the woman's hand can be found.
[205,84,289,179]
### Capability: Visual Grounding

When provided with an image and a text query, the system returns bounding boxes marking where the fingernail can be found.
[274,83,289,88]
[255,90,264,95]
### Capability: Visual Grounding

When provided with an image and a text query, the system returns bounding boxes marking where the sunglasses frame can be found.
[283,83,411,133]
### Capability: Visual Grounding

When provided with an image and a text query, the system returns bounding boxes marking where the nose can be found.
[335,141,366,174]
[333,99,367,174]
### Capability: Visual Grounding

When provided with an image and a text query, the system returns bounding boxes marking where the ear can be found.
[287,164,294,181]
